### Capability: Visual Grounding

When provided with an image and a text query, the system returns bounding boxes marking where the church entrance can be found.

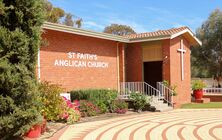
[143,61,163,88]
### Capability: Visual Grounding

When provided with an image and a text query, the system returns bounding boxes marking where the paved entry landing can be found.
[52,109,222,140]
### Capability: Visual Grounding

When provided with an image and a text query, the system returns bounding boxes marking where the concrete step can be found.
[155,106,173,112]
[150,100,173,112]
[150,101,164,105]
[150,103,169,108]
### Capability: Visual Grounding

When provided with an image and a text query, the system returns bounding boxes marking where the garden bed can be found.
[78,110,151,123]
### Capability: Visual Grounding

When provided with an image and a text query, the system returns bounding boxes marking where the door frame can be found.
[142,61,163,86]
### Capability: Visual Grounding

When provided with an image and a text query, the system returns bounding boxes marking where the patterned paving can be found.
[52,109,222,140]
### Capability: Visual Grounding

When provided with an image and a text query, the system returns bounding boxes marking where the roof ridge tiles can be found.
[124,26,190,39]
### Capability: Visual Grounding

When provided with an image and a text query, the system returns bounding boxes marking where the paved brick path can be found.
[51,109,222,140]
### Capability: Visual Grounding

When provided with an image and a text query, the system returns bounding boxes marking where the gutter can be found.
[43,22,129,43]
[42,22,202,46]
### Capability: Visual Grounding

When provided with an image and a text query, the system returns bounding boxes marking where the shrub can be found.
[66,109,81,124]
[112,100,128,114]
[145,96,151,104]
[79,100,100,117]
[163,80,178,96]
[62,97,81,124]
[70,89,118,112]
[70,89,117,101]
[70,90,90,101]
[105,90,118,112]
[95,101,108,114]
[0,0,46,138]
[39,81,66,121]
[130,93,147,112]
[143,96,151,111]
[192,80,206,90]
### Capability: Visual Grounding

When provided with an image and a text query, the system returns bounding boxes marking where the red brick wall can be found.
[203,95,222,102]
[162,39,171,82]
[125,43,143,82]
[40,29,119,91]
[40,28,192,107]
[169,36,191,107]
[119,43,126,82]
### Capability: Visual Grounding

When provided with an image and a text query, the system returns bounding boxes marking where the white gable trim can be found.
[43,22,129,43]
[170,29,202,46]
[42,22,202,46]
[129,36,170,43]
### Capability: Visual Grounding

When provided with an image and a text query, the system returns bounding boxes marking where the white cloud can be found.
[83,13,148,33]
[105,17,147,33]
[83,21,105,31]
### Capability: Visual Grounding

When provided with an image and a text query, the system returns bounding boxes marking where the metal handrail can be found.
[157,82,174,106]
[120,82,161,103]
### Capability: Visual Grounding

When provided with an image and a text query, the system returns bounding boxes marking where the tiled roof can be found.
[125,26,189,39]
[43,22,201,45]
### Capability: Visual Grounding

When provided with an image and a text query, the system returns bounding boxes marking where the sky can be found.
[49,0,222,33]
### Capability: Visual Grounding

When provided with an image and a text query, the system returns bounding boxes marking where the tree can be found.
[47,7,65,23]
[104,24,136,35]
[44,0,82,28]
[64,13,74,26]
[0,0,45,139]
[192,9,222,85]
[75,18,82,28]
[63,13,82,28]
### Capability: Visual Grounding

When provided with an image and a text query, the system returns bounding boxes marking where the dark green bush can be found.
[70,90,90,101]
[70,89,118,112]
[0,0,46,138]
[95,101,108,114]
[130,93,147,112]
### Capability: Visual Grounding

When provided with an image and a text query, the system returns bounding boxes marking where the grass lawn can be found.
[181,102,222,109]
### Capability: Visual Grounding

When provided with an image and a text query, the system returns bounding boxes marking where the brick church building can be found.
[39,22,201,106]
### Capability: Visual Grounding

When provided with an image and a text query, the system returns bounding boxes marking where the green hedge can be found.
[70,89,118,113]
[70,89,117,102]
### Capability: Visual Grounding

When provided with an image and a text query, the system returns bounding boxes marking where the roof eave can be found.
[42,22,130,43]
[42,22,202,46]
[170,29,202,46]
[128,35,171,43]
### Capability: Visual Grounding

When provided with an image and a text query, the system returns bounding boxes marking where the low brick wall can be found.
[203,94,222,102]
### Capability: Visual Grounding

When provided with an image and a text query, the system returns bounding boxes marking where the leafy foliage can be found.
[163,80,178,96]
[62,98,80,124]
[39,81,66,121]
[70,89,118,113]
[39,82,81,124]
[0,0,46,138]
[192,9,222,80]
[66,109,81,124]
[130,93,147,112]
[112,100,128,114]
[95,101,108,114]
[44,0,82,27]
[47,7,65,23]
[79,100,100,117]
[63,13,74,27]
[104,24,136,35]
[192,80,206,90]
